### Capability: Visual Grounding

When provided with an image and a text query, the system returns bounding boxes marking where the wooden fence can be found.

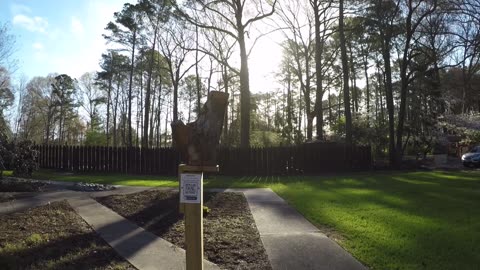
[35,143,371,175]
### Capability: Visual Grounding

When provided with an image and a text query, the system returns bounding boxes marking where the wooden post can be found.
[178,164,219,270]
[171,92,227,270]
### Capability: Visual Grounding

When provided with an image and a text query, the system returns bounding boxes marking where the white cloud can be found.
[13,14,49,33]
[32,42,44,50]
[71,16,84,37]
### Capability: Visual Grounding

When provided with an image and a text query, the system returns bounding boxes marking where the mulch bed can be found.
[0,177,47,192]
[0,201,134,270]
[0,178,49,203]
[96,190,272,270]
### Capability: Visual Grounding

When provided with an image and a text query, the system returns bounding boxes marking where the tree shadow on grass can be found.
[201,171,480,269]
[262,171,480,269]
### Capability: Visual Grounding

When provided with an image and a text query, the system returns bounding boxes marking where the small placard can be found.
[180,173,202,204]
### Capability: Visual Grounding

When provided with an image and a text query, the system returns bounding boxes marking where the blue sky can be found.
[0,0,283,93]
[0,0,128,79]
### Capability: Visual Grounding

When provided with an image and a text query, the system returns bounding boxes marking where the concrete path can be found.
[0,190,77,215]
[0,186,219,270]
[212,188,367,270]
[2,184,366,270]
[69,197,219,270]
[0,186,151,215]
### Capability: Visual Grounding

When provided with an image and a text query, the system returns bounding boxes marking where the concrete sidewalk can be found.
[0,186,151,216]
[2,185,367,270]
[213,188,367,270]
[69,197,219,270]
[1,186,219,270]
[0,190,78,215]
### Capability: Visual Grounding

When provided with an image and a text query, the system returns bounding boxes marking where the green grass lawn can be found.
[31,170,179,187]
[15,169,480,269]
[2,171,13,177]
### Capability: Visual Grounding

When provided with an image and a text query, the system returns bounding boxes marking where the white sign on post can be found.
[180,173,203,204]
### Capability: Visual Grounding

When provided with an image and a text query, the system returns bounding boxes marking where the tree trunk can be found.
[106,55,113,147]
[165,98,170,147]
[348,42,357,114]
[222,66,229,144]
[238,26,251,148]
[328,88,332,125]
[195,25,202,115]
[339,0,352,147]
[396,10,414,164]
[287,67,293,143]
[127,30,137,147]
[307,115,314,141]
[45,116,51,144]
[171,91,229,166]
[207,58,214,94]
[298,87,303,142]
[142,25,158,149]
[137,71,143,147]
[382,35,396,165]
[155,82,163,148]
[305,49,313,141]
[312,0,324,141]
[315,91,324,141]
[172,70,180,123]
[149,81,157,145]
[363,51,370,120]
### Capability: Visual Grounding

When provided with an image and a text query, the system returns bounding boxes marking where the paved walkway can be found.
[1,185,367,270]
[212,188,367,270]
[0,185,151,215]
[69,197,219,270]
[0,186,219,270]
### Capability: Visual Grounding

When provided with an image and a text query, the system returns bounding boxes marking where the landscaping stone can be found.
[70,182,116,192]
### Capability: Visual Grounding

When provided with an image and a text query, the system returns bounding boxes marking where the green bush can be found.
[0,131,11,179]
[12,141,38,177]
[85,130,107,146]
[0,131,38,178]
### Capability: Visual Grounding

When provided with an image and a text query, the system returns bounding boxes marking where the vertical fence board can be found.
[36,144,371,176]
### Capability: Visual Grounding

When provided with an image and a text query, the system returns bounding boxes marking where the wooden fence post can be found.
[178,164,219,270]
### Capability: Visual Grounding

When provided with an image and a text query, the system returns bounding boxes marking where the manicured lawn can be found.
[2,171,13,177]
[26,169,480,269]
[32,170,178,187]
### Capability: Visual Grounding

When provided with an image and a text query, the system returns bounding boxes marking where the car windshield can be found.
[470,146,480,153]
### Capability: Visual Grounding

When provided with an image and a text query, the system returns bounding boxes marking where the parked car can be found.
[462,146,480,167]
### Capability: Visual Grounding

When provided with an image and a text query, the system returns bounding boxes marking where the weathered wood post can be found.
[172,91,229,270]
